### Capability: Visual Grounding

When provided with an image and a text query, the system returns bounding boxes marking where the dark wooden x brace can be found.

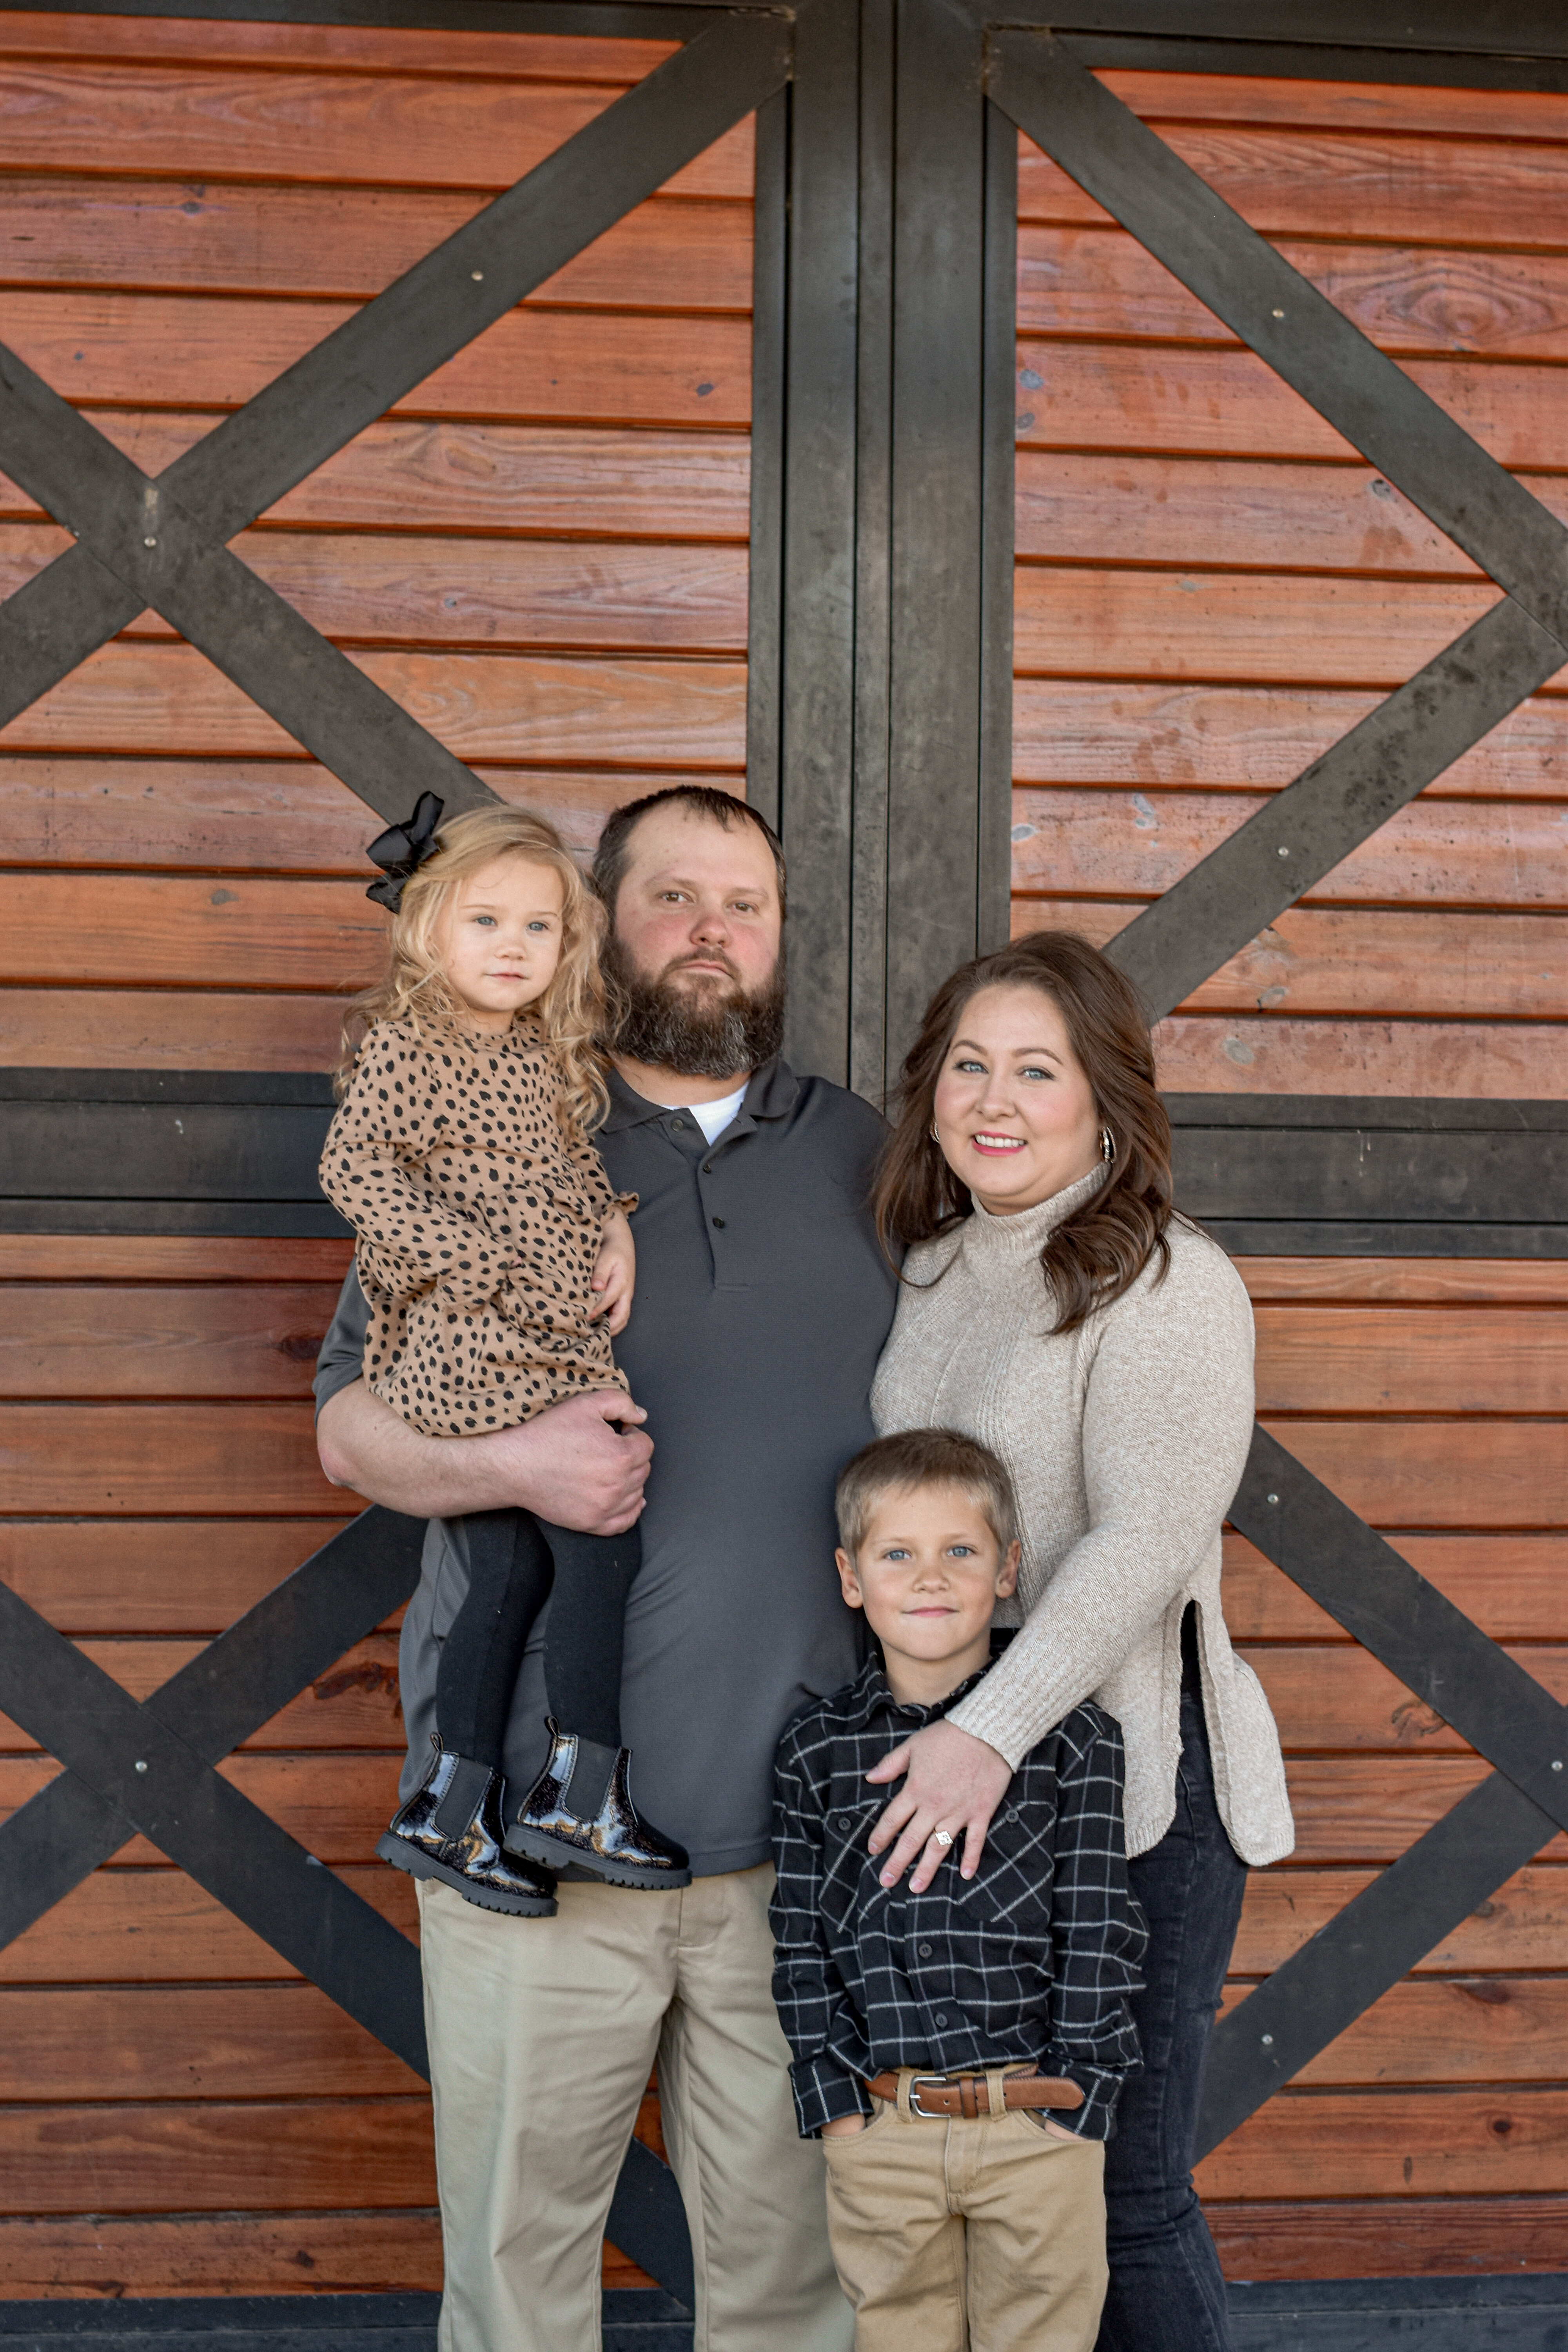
[0,16,800,2298]
[0,1504,691,2293]
[0,11,791,828]
[982,25,1568,2155]
[0,0,1562,2285]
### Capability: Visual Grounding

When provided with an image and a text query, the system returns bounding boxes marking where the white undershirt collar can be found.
[648,1078,750,1146]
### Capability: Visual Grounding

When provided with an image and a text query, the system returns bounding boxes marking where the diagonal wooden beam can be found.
[990,34,1568,636]
[1098,599,1564,1024]
[1233,1429,1568,1835]
[1196,1770,1559,2158]
[987,33,1568,1022]
[0,346,496,826]
[0,9,793,797]
[0,22,793,2298]
[0,1568,430,2073]
[0,1503,695,2298]
[166,10,793,545]
[1195,1434,1568,2148]
[989,28,1568,2156]
[0,1503,432,1958]
[0,1509,426,1959]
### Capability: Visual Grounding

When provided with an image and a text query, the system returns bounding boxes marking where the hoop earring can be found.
[1100,1127,1115,1164]
[931,1121,940,1143]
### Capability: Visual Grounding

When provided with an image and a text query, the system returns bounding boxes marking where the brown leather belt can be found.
[864,2068,1084,2120]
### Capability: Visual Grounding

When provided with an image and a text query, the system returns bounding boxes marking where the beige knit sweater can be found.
[871,1167,1295,1865]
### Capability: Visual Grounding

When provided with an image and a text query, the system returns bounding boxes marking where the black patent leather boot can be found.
[505,1721,691,1889]
[378,1735,557,1916]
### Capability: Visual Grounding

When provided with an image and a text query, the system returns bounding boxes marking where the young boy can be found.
[770,1428,1147,2352]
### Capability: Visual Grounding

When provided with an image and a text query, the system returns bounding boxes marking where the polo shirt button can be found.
[711,1216,726,1228]
[671,1117,687,1129]
[918,1942,932,1958]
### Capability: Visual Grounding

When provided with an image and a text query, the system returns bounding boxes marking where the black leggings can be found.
[434,1508,641,1768]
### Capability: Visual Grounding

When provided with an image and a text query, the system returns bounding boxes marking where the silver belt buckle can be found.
[908,2074,949,2119]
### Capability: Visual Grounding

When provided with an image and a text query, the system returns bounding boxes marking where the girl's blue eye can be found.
[474,914,495,927]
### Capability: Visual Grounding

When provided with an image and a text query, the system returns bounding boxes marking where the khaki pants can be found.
[820,2077,1107,2352]
[416,1865,852,2352]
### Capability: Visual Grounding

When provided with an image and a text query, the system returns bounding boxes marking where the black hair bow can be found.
[365,792,445,912]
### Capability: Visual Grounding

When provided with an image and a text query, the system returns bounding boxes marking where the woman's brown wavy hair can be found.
[873,930,1176,1334]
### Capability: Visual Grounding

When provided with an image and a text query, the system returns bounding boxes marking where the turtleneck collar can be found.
[956,1159,1109,1275]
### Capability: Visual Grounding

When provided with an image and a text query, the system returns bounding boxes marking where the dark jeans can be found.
[1096,1619,1248,2352]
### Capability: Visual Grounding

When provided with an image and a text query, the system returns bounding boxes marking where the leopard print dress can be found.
[319,1011,633,1437]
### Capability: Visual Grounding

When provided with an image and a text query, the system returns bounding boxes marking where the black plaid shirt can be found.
[770,1638,1147,2140]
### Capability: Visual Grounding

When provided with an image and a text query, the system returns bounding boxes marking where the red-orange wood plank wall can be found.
[1009,71,1568,2278]
[0,5,748,2296]
[2,11,1566,2301]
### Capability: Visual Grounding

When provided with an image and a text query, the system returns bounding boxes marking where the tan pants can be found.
[820,2076,1107,2352]
[416,1865,852,2352]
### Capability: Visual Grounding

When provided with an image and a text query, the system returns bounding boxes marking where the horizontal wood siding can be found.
[1013,70,1567,2280]
[1206,1245,1568,2270]
[0,9,750,1069]
[1011,69,1568,1100]
[0,5,749,2298]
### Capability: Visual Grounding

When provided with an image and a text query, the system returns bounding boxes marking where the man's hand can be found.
[317,1381,652,1534]
[864,1718,1013,1892]
[820,2114,869,2139]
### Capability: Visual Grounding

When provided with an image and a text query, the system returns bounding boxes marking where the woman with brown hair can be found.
[864,930,1293,2352]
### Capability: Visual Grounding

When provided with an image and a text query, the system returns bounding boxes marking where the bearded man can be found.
[313,786,896,2352]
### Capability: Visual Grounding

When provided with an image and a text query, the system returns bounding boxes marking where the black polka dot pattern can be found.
[319,1013,632,1436]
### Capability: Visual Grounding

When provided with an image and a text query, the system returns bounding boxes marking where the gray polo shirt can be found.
[312,1056,898,1877]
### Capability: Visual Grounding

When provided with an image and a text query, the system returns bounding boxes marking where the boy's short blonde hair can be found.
[835,1429,1019,1557]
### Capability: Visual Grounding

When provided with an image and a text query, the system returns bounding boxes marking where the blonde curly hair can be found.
[337,803,608,1141]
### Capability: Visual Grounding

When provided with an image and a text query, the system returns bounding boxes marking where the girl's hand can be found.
[589,1210,635,1334]
[864,1718,1013,1892]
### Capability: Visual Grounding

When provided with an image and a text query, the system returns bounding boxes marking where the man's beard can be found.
[601,932,787,1080]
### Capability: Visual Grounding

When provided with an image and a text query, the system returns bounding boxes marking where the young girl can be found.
[320,800,689,1918]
